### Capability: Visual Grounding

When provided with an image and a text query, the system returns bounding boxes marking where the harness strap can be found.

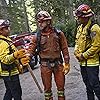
[40,58,61,69]
[40,58,61,63]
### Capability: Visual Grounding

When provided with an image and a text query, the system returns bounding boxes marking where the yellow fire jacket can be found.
[74,19,100,66]
[0,35,19,76]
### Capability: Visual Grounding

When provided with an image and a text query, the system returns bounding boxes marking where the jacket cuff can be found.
[83,52,88,59]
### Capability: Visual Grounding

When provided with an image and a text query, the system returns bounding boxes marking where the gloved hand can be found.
[62,63,70,75]
[20,56,30,66]
[76,53,84,61]
[17,65,23,74]
[13,49,26,59]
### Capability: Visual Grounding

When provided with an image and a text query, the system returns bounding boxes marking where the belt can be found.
[40,58,61,63]
[40,58,61,68]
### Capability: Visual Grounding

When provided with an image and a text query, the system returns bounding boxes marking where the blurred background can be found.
[0,0,100,47]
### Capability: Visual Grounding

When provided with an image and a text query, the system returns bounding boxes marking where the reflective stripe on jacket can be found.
[74,19,100,66]
[0,35,19,76]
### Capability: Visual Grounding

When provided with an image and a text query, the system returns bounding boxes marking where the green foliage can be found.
[54,20,76,47]
[1,0,99,46]
[6,0,30,34]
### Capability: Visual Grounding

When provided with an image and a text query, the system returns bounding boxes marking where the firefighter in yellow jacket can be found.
[74,4,100,100]
[0,19,29,100]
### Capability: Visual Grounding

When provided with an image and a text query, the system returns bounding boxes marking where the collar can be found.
[41,28,53,35]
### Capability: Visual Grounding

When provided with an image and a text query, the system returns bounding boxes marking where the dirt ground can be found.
[0,47,96,100]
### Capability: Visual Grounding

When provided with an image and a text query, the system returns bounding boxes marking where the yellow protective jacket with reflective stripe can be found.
[74,19,100,66]
[0,35,19,76]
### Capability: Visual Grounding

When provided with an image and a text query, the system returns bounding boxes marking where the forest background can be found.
[0,0,100,46]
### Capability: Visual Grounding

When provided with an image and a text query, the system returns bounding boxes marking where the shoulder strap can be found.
[87,23,94,38]
[54,28,62,35]
[54,28,63,63]
[36,30,41,55]
[54,27,62,46]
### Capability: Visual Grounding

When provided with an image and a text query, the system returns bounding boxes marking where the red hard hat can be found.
[36,11,52,22]
[75,4,94,18]
[0,19,10,29]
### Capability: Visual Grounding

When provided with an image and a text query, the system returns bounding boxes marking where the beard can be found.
[40,25,51,32]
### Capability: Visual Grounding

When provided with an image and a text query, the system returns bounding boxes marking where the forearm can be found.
[83,32,100,59]
[61,34,70,63]
[27,42,36,56]
[62,47,70,64]
[83,44,100,59]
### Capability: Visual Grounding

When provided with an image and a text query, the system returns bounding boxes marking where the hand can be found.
[17,65,23,74]
[20,56,30,66]
[76,53,84,61]
[13,49,26,59]
[62,63,70,75]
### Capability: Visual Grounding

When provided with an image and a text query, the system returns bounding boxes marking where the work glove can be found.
[20,56,30,66]
[62,63,70,75]
[76,53,85,61]
[13,49,26,59]
[17,64,23,74]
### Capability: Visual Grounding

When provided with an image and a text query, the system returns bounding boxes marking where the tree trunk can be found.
[22,0,30,32]
[0,0,8,19]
